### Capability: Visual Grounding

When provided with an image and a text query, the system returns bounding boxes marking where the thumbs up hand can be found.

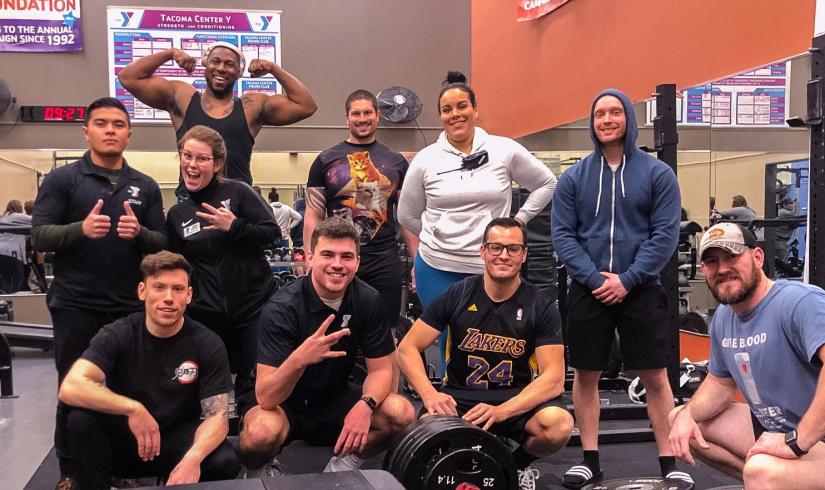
[82,199,111,239]
[117,201,142,239]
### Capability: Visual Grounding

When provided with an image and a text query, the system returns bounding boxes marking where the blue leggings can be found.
[414,254,473,376]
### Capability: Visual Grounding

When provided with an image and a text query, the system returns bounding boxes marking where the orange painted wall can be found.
[471,0,815,138]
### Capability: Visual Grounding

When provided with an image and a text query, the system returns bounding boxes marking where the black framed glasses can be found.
[483,242,526,256]
[437,150,489,175]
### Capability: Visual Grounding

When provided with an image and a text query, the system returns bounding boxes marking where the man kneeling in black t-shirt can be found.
[58,251,239,488]
[240,218,415,475]
[398,217,574,488]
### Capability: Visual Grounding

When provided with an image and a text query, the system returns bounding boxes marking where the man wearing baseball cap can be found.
[119,41,317,191]
[668,222,825,488]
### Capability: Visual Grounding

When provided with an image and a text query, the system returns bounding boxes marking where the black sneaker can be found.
[243,457,283,478]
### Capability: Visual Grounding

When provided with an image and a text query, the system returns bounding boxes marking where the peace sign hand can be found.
[293,314,350,368]
[196,202,236,232]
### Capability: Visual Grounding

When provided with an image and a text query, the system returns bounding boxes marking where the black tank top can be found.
[176,92,255,184]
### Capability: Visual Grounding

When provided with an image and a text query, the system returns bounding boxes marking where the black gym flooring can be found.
[24,438,741,489]
[6,347,741,489]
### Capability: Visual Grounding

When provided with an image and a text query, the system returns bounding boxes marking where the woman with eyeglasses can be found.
[167,125,279,418]
[397,71,557,364]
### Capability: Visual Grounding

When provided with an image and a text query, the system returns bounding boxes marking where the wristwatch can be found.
[359,395,377,412]
[785,429,808,457]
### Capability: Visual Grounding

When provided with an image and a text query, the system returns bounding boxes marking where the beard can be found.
[350,125,376,140]
[708,259,762,305]
[206,78,235,98]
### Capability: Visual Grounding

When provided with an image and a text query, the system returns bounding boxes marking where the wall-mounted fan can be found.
[377,86,422,124]
[0,79,15,118]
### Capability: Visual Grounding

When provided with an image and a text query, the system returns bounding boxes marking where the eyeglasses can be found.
[180,151,214,164]
[483,242,526,256]
[436,150,489,175]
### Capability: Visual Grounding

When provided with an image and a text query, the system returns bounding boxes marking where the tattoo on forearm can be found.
[200,393,229,422]
[306,187,327,212]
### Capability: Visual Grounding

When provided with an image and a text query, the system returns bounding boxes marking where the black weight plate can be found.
[384,414,431,473]
[584,476,694,490]
[385,416,461,475]
[424,448,507,489]
[397,418,456,483]
[384,416,516,490]
[401,416,488,479]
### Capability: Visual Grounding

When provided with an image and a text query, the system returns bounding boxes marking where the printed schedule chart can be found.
[107,7,282,123]
[647,62,790,127]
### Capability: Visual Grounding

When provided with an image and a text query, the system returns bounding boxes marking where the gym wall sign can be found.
[106,6,281,124]
[516,0,573,22]
[0,0,83,52]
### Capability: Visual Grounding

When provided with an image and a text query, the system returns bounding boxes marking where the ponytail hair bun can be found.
[444,71,467,86]
[437,70,476,109]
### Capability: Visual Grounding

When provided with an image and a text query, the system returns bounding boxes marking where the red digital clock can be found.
[21,105,87,123]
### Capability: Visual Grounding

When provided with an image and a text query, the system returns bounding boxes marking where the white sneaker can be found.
[323,453,364,472]
[518,466,540,490]
[243,457,283,478]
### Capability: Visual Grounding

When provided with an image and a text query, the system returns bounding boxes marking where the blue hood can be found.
[588,88,639,159]
[551,88,680,292]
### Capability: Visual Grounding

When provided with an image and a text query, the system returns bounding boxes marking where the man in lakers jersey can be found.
[398,217,573,483]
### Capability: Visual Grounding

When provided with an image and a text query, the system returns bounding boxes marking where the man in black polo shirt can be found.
[31,97,167,487]
[397,217,573,489]
[240,218,415,474]
[304,89,408,330]
[58,252,238,488]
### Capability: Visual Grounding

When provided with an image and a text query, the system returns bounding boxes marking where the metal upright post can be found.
[653,83,681,391]
[807,36,825,288]
[787,35,825,288]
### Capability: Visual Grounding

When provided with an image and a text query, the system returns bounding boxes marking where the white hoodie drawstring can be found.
[620,154,626,197]
[595,156,604,216]
[596,154,627,216]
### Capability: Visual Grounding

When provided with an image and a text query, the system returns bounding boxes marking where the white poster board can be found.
[106,6,281,123]
[646,61,790,127]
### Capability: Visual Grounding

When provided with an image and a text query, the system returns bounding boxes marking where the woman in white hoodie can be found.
[398,71,557,366]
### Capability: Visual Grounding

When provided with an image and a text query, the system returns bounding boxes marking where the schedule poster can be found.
[646,61,790,127]
[0,0,83,52]
[106,6,281,123]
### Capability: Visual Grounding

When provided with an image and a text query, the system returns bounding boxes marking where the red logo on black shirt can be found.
[172,360,199,384]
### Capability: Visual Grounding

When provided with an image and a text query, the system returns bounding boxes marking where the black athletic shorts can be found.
[419,387,569,444]
[281,383,363,446]
[357,252,402,329]
[750,415,825,445]
[751,412,767,440]
[566,281,669,371]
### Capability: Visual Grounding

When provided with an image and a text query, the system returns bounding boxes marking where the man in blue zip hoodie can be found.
[552,89,688,488]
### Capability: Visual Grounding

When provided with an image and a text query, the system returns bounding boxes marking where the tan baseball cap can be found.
[698,223,758,259]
